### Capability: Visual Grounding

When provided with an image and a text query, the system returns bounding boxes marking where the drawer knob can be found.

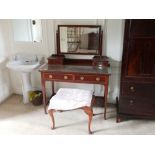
[129,100,134,106]
[64,75,68,80]
[80,76,84,80]
[96,77,100,81]
[49,75,53,78]
[130,86,135,92]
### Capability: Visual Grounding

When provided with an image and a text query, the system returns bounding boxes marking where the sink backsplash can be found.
[12,54,39,65]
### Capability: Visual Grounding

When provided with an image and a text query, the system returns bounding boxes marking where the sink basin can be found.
[6,55,42,104]
[7,60,40,72]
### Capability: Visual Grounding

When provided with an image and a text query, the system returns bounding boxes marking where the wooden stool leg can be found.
[82,107,93,134]
[48,109,55,129]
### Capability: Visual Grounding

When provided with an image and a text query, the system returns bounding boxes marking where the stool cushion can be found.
[48,88,93,110]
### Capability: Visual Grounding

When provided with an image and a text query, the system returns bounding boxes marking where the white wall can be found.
[0,60,12,103]
[0,20,12,57]
[105,19,125,103]
[105,19,124,61]
[13,19,32,42]
[2,19,125,104]
[0,20,13,103]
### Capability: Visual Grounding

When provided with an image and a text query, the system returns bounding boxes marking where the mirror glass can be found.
[59,26,101,54]
[13,19,42,42]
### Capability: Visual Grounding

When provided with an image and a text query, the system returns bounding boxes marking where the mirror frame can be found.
[56,25,103,55]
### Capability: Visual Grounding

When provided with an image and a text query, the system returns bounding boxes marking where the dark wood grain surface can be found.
[117,19,155,122]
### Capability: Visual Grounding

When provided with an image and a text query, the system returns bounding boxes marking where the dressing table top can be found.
[39,64,111,75]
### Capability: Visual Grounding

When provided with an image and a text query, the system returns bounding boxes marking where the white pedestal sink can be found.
[7,58,40,104]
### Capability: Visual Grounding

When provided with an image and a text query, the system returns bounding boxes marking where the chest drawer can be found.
[43,73,73,81]
[119,96,155,115]
[74,74,105,83]
[121,82,155,97]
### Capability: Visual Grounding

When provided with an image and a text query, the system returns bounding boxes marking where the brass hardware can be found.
[129,100,134,106]
[80,76,84,80]
[49,75,53,78]
[130,86,135,92]
[64,75,68,80]
[96,77,100,81]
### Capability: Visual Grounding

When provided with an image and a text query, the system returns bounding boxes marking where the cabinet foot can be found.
[116,116,122,123]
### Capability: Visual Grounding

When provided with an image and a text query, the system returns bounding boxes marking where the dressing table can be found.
[39,25,111,119]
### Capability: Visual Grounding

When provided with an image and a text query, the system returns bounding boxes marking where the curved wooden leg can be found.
[82,107,93,134]
[48,109,55,129]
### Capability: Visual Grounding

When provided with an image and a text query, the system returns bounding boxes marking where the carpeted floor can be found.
[0,94,155,135]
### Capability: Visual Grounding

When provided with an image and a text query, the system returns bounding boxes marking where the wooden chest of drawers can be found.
[117,20,155,122]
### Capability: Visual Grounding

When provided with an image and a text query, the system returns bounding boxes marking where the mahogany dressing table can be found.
[39,25,111,119]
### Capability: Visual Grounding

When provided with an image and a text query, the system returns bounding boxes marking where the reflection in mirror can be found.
[59,26,100,54]
[13,19,42,42]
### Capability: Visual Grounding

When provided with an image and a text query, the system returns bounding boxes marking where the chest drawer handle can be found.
[96,77,100,81]
[80,76,84,80]
[129,100,134,106]
[49,75,53,79]
[64,75,68,80]
[130,86,135,92]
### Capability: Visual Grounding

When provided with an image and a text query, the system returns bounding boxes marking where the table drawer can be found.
[43,73,73,81]
[74,74,105,83]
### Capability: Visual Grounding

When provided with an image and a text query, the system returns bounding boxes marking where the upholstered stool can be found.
[48,88,95,134]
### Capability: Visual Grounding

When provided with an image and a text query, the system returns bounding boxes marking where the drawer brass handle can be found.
[64,75,68,80]
[96,77,100,81]
[80,76,84,80]
[49,75,53,79]
[130,86,135,92]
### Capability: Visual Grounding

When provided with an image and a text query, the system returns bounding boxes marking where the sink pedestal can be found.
[21,72,33,104]
[6,56,41,104]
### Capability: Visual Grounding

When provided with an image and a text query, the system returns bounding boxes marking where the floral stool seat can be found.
[48,88,95,134]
